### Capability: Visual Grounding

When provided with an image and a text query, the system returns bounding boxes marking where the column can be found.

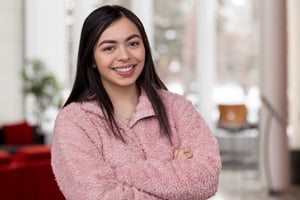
[72,0,94,84]
[259,0,290,193]
[287,0,300,184]
[195,0,216,126]
[287,0,300,150]
[130,0,154,47]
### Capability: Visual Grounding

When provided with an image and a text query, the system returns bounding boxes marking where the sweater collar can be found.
[128,89,155,127]
[80,88,155,127]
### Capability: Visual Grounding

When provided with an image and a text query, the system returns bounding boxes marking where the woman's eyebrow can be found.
[98,40,116,47]
[126,34,141,41]
[98,34,141,47]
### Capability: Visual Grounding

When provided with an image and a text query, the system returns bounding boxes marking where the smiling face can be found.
[93,17,145,91]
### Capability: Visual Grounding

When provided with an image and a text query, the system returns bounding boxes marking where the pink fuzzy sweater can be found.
[51,89,221,200]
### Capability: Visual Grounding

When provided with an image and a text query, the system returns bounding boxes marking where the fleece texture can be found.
[51,89,221,200]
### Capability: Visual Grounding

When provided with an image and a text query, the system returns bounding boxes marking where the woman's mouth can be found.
[113,65,136,76]
[114,65,134,72]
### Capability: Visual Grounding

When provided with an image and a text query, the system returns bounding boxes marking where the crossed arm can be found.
[51,100,221,200]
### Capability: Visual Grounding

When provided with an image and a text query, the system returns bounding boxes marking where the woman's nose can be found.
[117,46,131,61]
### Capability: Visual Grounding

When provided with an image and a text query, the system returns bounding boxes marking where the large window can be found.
[216,0,260,91]
[153,0,260,99]
[215,0,260,124]
[153,0,195,95]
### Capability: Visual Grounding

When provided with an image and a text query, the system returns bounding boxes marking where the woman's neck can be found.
[105,84,140,122]
[106,84,139,103]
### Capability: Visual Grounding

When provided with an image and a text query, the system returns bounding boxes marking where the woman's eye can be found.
[129,42,139,47]
[103,46,115,52]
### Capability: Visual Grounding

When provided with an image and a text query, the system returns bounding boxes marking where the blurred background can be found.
[0,0,299,199]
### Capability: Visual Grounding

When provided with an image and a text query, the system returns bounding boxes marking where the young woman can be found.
[51,5,221,200]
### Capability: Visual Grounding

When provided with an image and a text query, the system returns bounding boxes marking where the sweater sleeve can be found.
[51,106,161,200]
[115,97,222,200]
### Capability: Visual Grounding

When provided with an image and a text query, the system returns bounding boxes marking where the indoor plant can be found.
[21,59,62,132]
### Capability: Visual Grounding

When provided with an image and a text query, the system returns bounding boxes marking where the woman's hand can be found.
[173,147,193,160]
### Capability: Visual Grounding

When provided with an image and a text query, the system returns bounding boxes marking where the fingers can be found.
[174,149,179,158]
[173,147,193,160]
[181,147,191,153]
[184,152,193,159]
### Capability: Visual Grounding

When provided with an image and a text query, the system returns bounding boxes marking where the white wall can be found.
[25,0,67,85]
[0,0,24,124]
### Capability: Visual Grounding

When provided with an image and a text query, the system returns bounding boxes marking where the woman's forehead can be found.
[99,17,141,41]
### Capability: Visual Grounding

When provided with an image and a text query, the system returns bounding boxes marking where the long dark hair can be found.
[64,5,171,142]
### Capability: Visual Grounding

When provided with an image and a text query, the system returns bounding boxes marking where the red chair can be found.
[2,121,34,145]
[13,145,65,200]
[13,145,51,162]
[0,150,11,165]
[0,150,20,200]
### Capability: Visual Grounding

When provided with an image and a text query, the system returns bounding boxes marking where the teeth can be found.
[115,65,133,72]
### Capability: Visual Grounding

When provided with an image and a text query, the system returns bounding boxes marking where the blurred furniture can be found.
[0,150,11,165]
[0,120,44,146]
[291,150,300,184]
[0,145,64,200]
[0,120,64,199]
[217,104,248,131]
[216,104,258,165]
